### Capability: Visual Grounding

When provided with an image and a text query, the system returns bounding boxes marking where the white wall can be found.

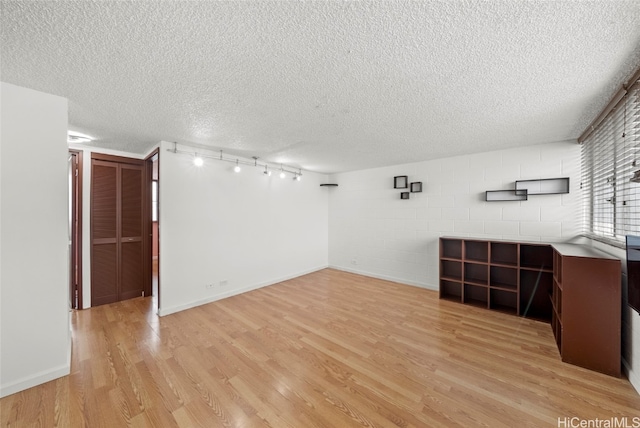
[329,142,581,288]
[158,141,329,315]
[0,82,70,397]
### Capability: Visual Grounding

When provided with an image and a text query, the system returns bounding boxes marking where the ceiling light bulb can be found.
[193,155,204,167]
[280,171,286,179]
[264,167,271,176]
[234,160,241,173]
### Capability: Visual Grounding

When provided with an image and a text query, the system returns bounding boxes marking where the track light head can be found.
[193,154,204,167]
[234,159,241,173]
[280,171,286,179]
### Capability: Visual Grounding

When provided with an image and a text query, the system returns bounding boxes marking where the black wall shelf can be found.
[394,176,408,189]
[486,177,569,201]
[515,178,569,195]
[485,189,528,202]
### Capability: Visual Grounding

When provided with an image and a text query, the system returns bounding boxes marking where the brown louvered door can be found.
[119,164,144,301]
[91,156,144,306]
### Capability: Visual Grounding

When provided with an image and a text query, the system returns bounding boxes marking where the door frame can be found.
[69,149,83,309]
[145,148,159,308]
[90,153,149,306]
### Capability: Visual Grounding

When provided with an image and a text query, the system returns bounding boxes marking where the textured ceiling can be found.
[2,1,640,173]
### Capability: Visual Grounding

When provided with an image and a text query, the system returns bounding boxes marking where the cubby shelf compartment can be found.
[519,270,553,321]
[489,288,518,315]
[490,242,518,266]
[520,244,553,271]
[440,280,462,301]
[515,178,569,195]
[463,283,488,308]
[441,260,462,281]
[490,266,518,290]
[441,238,462,260]
[465,240,488,262]
[464,263,488,285]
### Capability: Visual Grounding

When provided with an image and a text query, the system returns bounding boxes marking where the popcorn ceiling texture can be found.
[1,1,640,173]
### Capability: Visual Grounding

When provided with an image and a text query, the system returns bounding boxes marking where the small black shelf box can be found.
[394,176,408,189]
[400,192,410,199]
[410,182,422,193]
[515,178,569,195]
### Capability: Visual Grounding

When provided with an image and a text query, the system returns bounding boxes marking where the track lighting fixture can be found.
[169,143,307,182]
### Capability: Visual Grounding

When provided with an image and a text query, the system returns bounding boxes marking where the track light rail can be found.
[167,142,304,177]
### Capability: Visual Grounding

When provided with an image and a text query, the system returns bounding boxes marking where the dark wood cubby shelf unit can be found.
[439,237,621,377]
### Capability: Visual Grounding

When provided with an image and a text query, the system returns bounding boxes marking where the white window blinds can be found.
[581,81,640,246]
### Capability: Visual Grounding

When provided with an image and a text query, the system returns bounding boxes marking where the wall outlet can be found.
[351,258,357,265]
[220,280,228,287]
[205,283,215,289]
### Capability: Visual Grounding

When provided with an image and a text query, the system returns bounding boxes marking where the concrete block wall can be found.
[328,141,581,289]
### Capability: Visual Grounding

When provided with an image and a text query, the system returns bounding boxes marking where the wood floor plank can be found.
[2,268,639,427]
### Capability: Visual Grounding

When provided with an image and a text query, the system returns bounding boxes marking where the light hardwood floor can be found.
[2,268,639,427]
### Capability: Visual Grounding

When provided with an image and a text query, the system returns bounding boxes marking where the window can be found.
[581,79,640,246]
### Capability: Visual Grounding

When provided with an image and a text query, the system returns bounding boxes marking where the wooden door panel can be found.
[121,165,143,238]
[120,241,143,300]
[92,162,118,240]
[91,244,118,306]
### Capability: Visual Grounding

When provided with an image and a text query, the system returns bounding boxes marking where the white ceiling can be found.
[2,1,640,173]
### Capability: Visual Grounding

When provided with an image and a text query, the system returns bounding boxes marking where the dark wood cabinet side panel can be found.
[560,256,621,376]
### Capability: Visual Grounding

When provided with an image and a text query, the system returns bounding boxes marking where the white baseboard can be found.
[328,265,437,291]
[0,363,70,398]
[158,265,329,316]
